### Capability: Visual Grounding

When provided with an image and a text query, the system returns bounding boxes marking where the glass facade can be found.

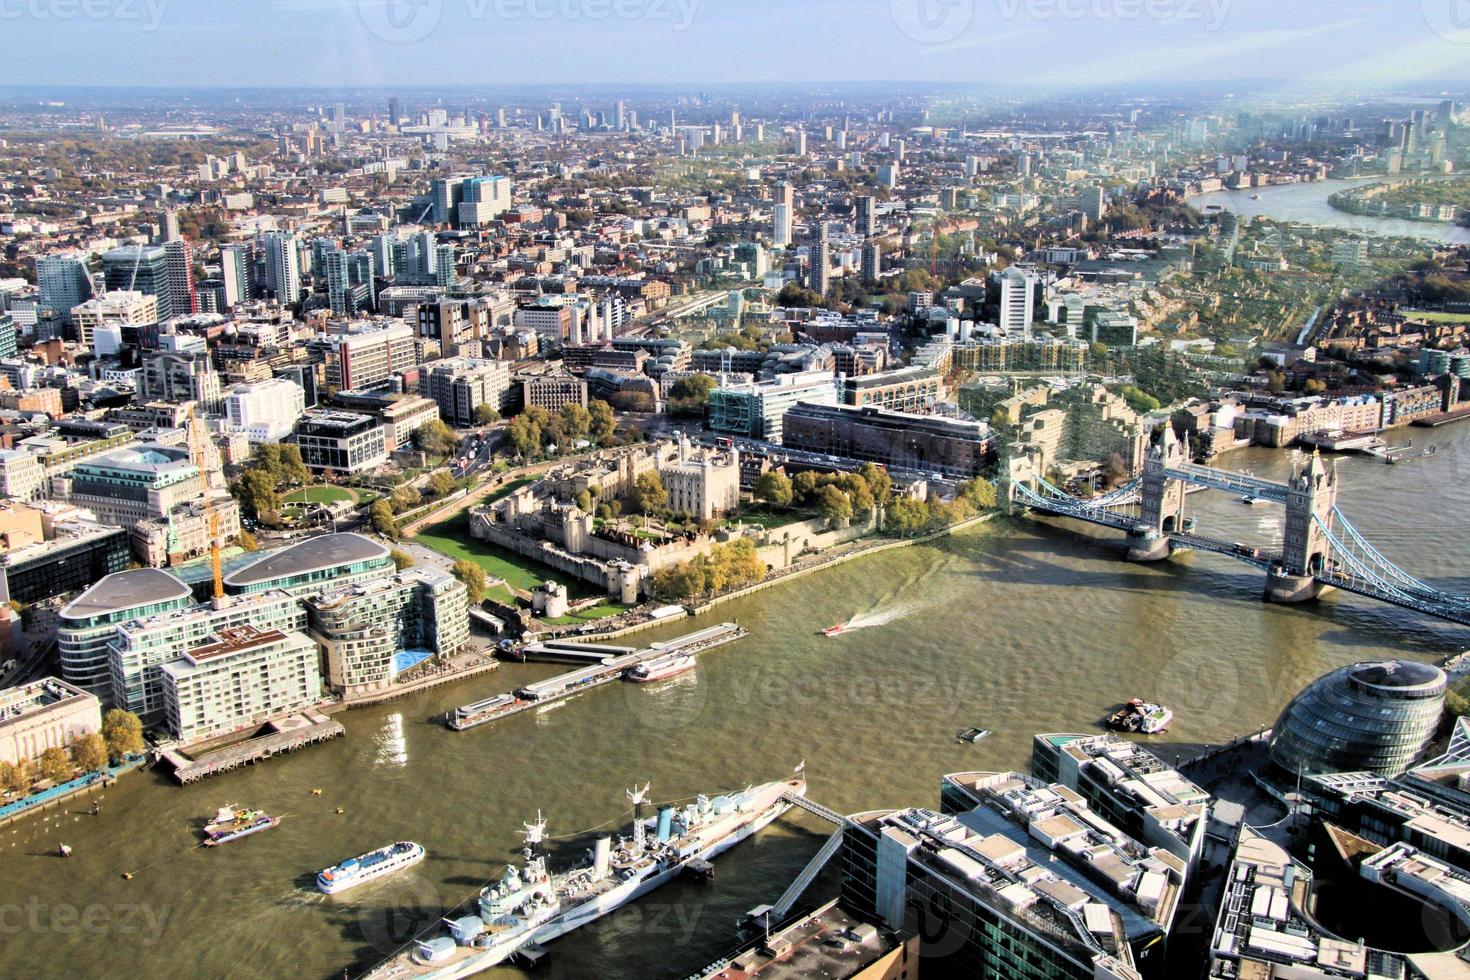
[1270,660,1447,778]
[3,529,130,605]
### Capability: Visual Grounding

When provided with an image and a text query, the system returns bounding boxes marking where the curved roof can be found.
[60,568,192,622]
[224,533,389,588]
[1350,660,1445,692]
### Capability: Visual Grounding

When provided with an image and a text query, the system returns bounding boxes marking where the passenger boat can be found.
[317,841,426,894]
[202,805,280,846]
[821,623,847,637]
[956,727,991,743]
[1107,699,1173,734]
[626,653,696,683]
[1239,494,1266,506]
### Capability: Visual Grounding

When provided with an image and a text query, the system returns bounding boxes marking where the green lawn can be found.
[281,485,356,505]
[541,602,636,626]
[416,511,600,600]
[733,504,816,530]
[1404,310,1470,323]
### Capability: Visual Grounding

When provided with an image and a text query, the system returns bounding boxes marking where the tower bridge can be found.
[1011,428,1470,628]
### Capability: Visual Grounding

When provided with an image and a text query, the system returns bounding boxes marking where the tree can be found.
[633,471,668,514]
[559,403,592,443]
[817,485,853,528]
[250,443,284,482]
[472,404,501,426]
[1119,385,1161,414]
[279,444,311,487]
[858,463,892,506]
[236,530,259,552]
[371,499,399,538]
[507,413,542,458]
[575,489,593,512]
[451,559,487,603]
[415,420,458,458]
[389,485,422,513]
[0,760,28,795]
[389,548,415,571]
[426,470,458,500]
[589,400,617,445]
[102,708,144,762]
[232,468,279,522]
[754,471,794,508]
[37,747,72,784]
[792,470,820,504]
[960,478,998,511]
[886,497,931,536]
[70,733,108,773]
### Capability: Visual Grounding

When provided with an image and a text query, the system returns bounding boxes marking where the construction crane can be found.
[185,407,225,602]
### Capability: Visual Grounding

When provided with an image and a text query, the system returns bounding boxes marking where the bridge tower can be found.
[1127,426,1186,562]
[1266,451,1339,603]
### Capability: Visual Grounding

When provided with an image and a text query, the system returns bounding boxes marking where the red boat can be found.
[821,623,847,637]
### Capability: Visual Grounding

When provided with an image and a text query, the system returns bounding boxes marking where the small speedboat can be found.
[821,623,848,638]
[1239,495,1265,506]
[957,727,991,744]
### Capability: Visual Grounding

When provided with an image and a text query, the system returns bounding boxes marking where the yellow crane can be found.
[185,407,225,601]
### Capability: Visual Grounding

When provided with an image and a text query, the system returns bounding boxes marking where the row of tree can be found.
[884,479,997,536]
[0,708,144,796]
[506,401,617,459]
[650,539,766,600]
[754,463,895,528]
[231,444,313,524]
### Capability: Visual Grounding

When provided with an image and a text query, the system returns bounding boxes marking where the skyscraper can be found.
[323,247,353,317]
[388,97,401,125]
[457,176,512,227]
[773,204,792,247]
[999,266,1036,340]
[102,245,173,321]
[860,240,881,285]
[810,224,830,298]
[163,239,198,317]
[430,177,466,225]
[854,195,875,237]
[220,245,253,310]
[159,209,180,243]
[36,253,94,325]
[261,232,301,306]
[435,244,457,288]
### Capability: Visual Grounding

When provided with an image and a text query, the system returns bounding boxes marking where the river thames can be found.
[1190,177,1470,245]
[1,428,1467,980]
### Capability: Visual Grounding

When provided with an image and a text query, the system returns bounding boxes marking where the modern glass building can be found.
[2,524,130,606]
[58,569,195,702]
[223,532,393,597]
[1270,660,1447,779]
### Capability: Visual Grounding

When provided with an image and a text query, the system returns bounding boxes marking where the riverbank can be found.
[0,757,146,830]
[1328,176,1470,226]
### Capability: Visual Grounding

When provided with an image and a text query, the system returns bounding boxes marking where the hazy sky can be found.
[2,0,1468,89]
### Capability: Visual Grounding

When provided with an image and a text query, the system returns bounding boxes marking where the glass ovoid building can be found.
[1269,660,1447,779]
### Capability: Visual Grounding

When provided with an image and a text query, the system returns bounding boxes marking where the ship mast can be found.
[521,811,546,860]
[627,783,650,851]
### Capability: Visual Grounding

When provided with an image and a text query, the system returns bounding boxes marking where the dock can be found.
[449,623,746,731]
[164,710,345,785]
[513,639,638,664]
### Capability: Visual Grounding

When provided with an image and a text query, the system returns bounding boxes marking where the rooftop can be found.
[0,677,94,724]
[691,900,908,980]
[60,568,192,622]
[224,532,389,588]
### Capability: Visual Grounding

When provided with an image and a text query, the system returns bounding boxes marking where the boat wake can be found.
[839,602,921,633]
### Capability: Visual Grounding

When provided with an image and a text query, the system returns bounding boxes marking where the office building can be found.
[288,411,388,475]
[841,366,941,413]
[1030,732,1209,871]
[36,253,94,326]
[707,369,839,443]
[0,450,45,502]
[72,291,158,350]
[0,678,102,767]
[225,533,395,599]
[306,566,469,699]
[61,444,204,528]
[999,266,1036,340]
[159,626,321,744]
[58,568,197,700]
[139,348,222,410]
[1,520,131,606]
[457,175,512,227]
[422,357,514,425]
[431,176,465,225]
[521,373,588,414]
[312,320,418,391]
[223,377,306,443]
[842,786,1178,979]
[782,403,992,478]
[1270,660,1447,779]
[102,246,173,322]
